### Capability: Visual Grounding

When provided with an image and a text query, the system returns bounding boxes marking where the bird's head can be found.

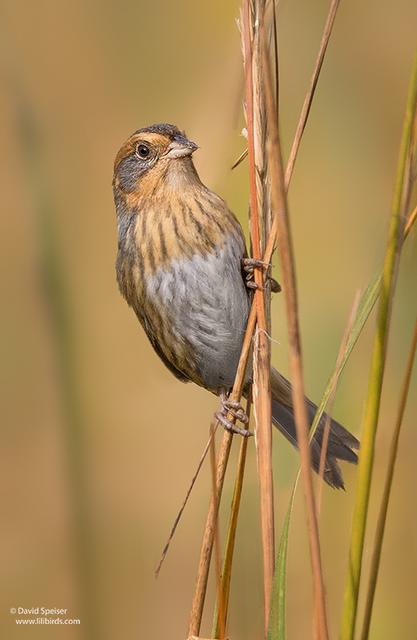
[113,123,199,205]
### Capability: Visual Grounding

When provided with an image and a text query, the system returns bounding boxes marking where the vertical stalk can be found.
[340,48,417,640]
[212,396,252,638]
[360,318,417,639]
[261,26,330,640]
[187,306,257,638]
[284,0,341,185]
[242,1,275,631]
[189,1,344,634]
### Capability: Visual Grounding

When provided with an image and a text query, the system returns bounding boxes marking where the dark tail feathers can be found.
[270,369,359,489]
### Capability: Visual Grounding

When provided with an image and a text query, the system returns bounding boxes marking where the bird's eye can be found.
[136,143,150,159]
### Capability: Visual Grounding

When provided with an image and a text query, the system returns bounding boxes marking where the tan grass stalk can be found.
[187,425,233,639]
[269,203,417,640]
[285,0,341,186]
[261,25,329,640]
[212,396,252,638]
[187,305,257,638]
[209,420,226,640]
[181,201,410,600]
[404,202,417,235]
[242,1,275,630]
[271,0,279,108]
[360,317,417,639]
[188,2,342,634]
[155,429,217,577]
[232,0,341,187]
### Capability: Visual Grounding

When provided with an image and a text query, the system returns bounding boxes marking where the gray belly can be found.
[144,233,250,392]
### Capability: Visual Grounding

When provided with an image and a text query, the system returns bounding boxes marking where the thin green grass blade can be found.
[310,200,417,442]
[360,318,417,639]
[267,477,299,640]
[340,48,417,640]
[310,194,417,443]
[266,276,387,640]
[266,206,417,638]
[309,273,381,439]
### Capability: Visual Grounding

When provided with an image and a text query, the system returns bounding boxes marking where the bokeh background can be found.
[1,1,417,638]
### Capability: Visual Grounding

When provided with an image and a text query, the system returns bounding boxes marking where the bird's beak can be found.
[165,135,198,159]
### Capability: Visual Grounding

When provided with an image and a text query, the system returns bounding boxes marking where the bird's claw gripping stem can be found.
[242,258,281,293]
[216,396,253,437]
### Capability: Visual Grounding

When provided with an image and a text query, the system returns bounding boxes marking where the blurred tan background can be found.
[1,1,417,638]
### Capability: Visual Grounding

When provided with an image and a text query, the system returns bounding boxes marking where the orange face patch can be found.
[113,132,172,173]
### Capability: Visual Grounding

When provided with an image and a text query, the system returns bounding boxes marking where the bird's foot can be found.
[242,258,281,293]
[216,397,253,437]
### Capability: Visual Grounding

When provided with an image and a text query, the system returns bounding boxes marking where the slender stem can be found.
[188,1,344,633]
[188,431,234,638]
[209,421,226,640]
[360,318,417,639]
[272,0,279,109]
[212,396,252,638]
[404,202,417,236]
[340,48,417,640]
[285,0,341,187]
[175,201,417,591]
[232,0,341,189]
[317,293,361,513]
[261,26,329,640]
[187,305,256,638]
[242,1,275,631]
[155,428,217,577]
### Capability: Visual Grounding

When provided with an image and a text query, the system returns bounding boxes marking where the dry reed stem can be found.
[187,429,233,638]
[212,396,252,638]
[254,0,342,265]
[404,202,417,235]
[242,0,275,629]
[232,0,341,185]
[261,26,329,640]
[188,2,342,634]
[187,305,256,638]
[231,147,249,171]
[271,0,279,109]
[209,420,226,640]
[360,317,417,639]
[285,0,340,185]
[155,428,217,577]
[316,418,331,513]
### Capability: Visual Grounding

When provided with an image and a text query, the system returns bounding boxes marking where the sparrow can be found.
[113,123,359,488]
